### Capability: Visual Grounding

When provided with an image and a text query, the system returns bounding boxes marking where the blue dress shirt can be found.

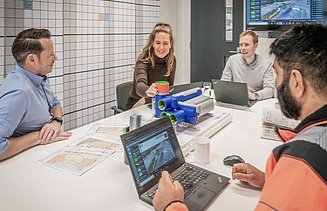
[0,65,60,155]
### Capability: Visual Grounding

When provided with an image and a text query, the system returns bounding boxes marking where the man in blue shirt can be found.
[0,28,72,161]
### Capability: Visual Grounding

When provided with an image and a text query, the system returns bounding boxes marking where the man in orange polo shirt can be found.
[153,24,327,211]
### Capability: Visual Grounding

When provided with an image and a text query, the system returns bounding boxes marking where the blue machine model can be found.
[153,88,214,125]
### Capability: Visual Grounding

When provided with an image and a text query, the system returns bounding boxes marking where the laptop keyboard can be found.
[173,164,209,195]
[146,164,209,199]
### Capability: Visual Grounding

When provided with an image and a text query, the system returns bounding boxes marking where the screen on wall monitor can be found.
[246,0,327,31]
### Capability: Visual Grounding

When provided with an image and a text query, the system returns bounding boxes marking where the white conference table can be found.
[0,99,282,211]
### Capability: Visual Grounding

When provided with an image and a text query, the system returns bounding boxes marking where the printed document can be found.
[261,108,301,141]
[40,136,121,175]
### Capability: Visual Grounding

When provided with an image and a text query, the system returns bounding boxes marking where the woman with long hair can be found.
[126,22,176,109]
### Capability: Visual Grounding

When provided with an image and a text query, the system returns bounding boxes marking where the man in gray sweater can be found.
[221,31,274,100]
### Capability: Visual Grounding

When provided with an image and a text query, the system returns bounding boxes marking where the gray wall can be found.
[160,0,190,84]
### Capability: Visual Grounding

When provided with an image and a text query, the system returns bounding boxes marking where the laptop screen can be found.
[170,81,203,95]
[121,117,185,192]
[212,79,252,107]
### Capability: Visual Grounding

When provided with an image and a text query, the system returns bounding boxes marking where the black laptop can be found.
[120,116,230,211]
[170,81,203,95]
[212,79,257,107]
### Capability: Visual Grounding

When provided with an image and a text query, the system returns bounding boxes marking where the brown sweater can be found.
[129,56,176,101]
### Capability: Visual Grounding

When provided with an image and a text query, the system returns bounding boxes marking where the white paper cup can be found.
[194,136,210,164]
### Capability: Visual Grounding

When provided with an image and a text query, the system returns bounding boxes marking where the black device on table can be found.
[121,116,230,211]
[212,79,257,107]
[223,155,245,167]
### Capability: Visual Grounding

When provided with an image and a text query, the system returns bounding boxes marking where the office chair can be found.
[111,81,133,114]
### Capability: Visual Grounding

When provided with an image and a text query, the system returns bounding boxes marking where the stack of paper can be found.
[40,123,128,176]
[40,136,122,175]
[261,108,300,141]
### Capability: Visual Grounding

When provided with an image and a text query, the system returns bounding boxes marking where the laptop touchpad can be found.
[188,186,216,207]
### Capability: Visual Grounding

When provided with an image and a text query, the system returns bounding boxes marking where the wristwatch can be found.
[52,116,63,125]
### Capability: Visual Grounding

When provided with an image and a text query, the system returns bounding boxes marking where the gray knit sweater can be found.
[221,54,274,100]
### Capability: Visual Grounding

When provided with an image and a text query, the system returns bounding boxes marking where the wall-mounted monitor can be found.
[246,0,327,31]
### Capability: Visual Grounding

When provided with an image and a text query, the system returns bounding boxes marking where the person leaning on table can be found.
[0,28,72,161]
[221,30,274,101]
[126,22,176,109]
[153,24,327,211]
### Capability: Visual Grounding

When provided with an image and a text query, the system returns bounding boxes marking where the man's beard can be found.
[277,77,301,120]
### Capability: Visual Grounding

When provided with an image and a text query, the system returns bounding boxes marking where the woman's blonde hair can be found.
[136,22,175,76]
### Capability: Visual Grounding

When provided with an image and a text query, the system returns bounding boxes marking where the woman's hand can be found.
[146,83,158,97]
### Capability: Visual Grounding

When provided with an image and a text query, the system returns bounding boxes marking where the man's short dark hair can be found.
[270,24,327,96]
[12,28,51,65]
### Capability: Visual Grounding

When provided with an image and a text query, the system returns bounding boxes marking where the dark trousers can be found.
[126,97,139,110]
[126,97,152,110]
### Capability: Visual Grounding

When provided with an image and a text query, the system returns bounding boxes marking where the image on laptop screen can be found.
[124,118,183,187]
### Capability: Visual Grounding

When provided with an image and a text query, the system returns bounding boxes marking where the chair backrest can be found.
[116,81,134,111]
